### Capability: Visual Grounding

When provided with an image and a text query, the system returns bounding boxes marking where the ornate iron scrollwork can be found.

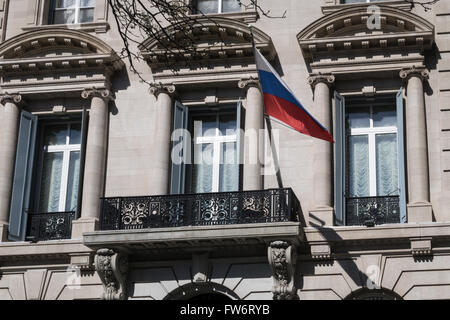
[346,196,400,226]
[99,188,300,231]
[27,211,75,241]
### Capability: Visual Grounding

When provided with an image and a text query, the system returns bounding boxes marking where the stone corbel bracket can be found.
[268,241,299,300]
[411,238,432,257]
[94,249,129,300]
[310,243,332,261]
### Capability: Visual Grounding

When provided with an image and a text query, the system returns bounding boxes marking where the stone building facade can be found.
[0,0,449,300]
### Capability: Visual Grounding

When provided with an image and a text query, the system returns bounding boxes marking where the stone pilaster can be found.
[238,77,264,191]
[150,83,176,195]
[94,249,129,300]
[307,73,335,226]
[72,89,112,238]
[268,241,298,300]
[399,67,433,223]
[0,94,22,241]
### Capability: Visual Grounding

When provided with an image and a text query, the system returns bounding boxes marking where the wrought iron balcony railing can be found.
[27,211,76,242]
[99,188,300,231]
[346,195,400,227]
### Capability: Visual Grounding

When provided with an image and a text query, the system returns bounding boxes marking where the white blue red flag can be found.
[255,49,334,143]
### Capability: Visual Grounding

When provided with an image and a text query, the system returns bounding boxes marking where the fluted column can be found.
[307,74,335,226]
[239,78,264,191]
[72,89,111,237]
[0,94,21,241]
[400,67,432,222]
[150,83,175,195]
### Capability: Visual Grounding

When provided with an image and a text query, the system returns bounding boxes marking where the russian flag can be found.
[255,49,334,143]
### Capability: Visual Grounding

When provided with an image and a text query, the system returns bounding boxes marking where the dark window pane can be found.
[373,105,397,127]
[347,107,370,129]
[53,9,76,24]
[44,124,67,146]
[79,8,94,23]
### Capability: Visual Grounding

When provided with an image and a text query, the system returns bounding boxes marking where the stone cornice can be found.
[149,83,176,97]
[308,73,335,89]
[81,88,114,101]
[238,77,260,90]
[399,66,429,82]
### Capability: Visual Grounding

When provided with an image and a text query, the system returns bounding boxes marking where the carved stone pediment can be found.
[139,17,276,86]
[297,6,434,76]
[0,29,123,97]
[0,29,122,74]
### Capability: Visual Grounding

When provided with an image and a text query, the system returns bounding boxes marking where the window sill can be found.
[21,21,110,34]
[188,10,259,23]
[321,1,412,15]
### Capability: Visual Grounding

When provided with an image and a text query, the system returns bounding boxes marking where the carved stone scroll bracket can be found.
[81,88,114,101]
[94,248,129,300]
[399,66,429,82]
[149,82,176,98]
[238,77,260,91]
[307,73,335,90]
[268,241,299,300]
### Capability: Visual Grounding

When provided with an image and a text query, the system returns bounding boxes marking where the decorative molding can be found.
[149,82,176,97]
[81,88,113,101]
[399,66,429,82]
[310,243,332,260]
[321,1,413,15]
[22,22,110,34]
[307,73,335,89]
[268,241,298,300]
[0,93,22,105]
[411,238,432,257]
[238,77,260,91]
[94,248,129,300]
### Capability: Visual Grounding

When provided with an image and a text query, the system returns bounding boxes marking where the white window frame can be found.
[193,114,238,193]
[41,122,81,212]
[347,105,398,197]
[53,0,95,25]
[195,0,241,14]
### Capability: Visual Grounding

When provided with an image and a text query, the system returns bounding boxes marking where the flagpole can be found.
[249,25,284,188]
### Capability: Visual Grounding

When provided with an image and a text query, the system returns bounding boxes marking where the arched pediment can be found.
[0,29,122,73]
[297,5,434,62]
[139,17,275,68]
[298,5,434,40]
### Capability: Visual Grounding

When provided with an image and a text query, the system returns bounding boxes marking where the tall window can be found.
[170,102,242,195]
[191,111,239,193]
[346,105,398,198]
[194,0,241,14]
[38,122,81,213]
[51,0,95,25]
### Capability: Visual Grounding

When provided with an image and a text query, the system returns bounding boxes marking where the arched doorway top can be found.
[164,282,240,301]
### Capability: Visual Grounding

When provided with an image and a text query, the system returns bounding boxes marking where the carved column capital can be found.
[0,93,22,106]
[268,241,298,300]
[94,249,128,300]
[399,66,429,82]
[149,82,176,97]
[81,88,114,101]
[308,73,335,89]
[238,77,260,91]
